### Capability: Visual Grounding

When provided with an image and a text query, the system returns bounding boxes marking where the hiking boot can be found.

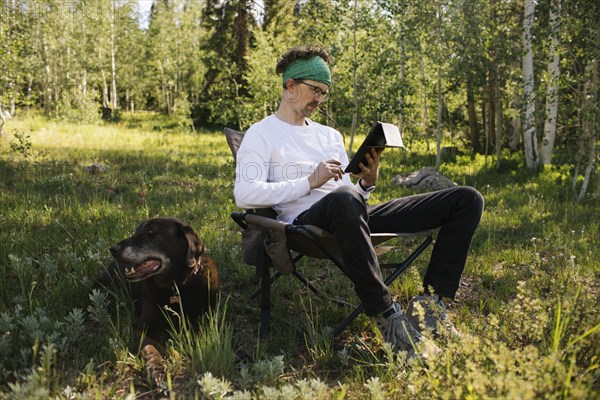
[373,302,439,361]
[406,295,460,339]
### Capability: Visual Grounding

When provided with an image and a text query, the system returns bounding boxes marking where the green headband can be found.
[282,56,331,87]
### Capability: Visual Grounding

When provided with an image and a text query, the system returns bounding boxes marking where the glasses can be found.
[298,81,330,102]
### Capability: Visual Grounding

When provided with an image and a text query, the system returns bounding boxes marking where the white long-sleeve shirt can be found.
[234,115,371,223]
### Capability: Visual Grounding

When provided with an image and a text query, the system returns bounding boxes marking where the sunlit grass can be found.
[167,297,236,378]
[0,113,598,398]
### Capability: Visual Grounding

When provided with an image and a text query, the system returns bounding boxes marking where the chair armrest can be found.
[245,213,288,235]
[231,208,278,230]
[231,211,248,230]
[249,208,278,219]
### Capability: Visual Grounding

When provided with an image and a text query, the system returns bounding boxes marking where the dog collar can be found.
[170,293,180,304]
[191,257,203,277]
[170,256,202,303]
[181,253,204,288]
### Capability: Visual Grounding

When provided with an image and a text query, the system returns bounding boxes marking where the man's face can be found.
[285,79,330,117]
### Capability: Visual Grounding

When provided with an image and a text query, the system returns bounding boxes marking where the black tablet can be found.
[344,122,404,174]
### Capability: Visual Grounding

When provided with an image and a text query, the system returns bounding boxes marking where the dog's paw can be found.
[141,344,166,389]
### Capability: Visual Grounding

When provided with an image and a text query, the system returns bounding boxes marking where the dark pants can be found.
[293,185,484,316]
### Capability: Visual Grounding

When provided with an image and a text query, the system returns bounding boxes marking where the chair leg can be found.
[383,236,432,284]
[259,265,270,338]
[289,252,321,296]
[250,271,282,301]
[250,254,303,300]
[254,244,273,338]
[292,271,321,297]
[251,251,320,337]
[333,304,365,337]
[251,269,320,337]
[332,235,433,337]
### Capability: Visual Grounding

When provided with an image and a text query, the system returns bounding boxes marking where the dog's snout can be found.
[110,243,122,256]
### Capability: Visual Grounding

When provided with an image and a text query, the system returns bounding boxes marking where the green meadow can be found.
[0,113,598,399]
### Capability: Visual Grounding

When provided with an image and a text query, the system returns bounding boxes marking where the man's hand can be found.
[350,148,383,187]
[308,159,344,189]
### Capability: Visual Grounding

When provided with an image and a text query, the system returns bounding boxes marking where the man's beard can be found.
[301,101,320,117]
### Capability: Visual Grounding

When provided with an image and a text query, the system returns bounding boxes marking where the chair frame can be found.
[231,209,433,338]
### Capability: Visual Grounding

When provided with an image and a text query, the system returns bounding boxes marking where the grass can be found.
[0,111,598,398]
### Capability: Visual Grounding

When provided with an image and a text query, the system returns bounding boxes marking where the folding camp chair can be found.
[225,127,433,338]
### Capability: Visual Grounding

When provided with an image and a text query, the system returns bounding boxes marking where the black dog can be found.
[96,217,219,386]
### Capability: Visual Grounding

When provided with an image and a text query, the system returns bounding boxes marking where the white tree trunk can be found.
[421,55,430,152]
[397,24,406,137]
[348,2,359,155]
[541,0,561,165]
[483,98,489,168]
[495,86,503,169]
[435,68,443,170]
[82,69,87,97]
[0,105,5,137]
[522,0,539,169]
[101,67,109,109]
[110,2,118,111]
[579,141,596,202]
[572,83,583,194]
[578,59,598,202]
[398,57,405,136]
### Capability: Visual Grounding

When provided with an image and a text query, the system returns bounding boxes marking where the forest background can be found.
[0,0,599,398]
[0,0,598,182]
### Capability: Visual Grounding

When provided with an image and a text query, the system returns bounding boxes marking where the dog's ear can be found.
[182,224,203,268]
[135,219,147,232]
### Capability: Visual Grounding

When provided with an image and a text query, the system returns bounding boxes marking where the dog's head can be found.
[109,217,203,284]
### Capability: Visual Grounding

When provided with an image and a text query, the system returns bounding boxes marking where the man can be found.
[234,45,484,359]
